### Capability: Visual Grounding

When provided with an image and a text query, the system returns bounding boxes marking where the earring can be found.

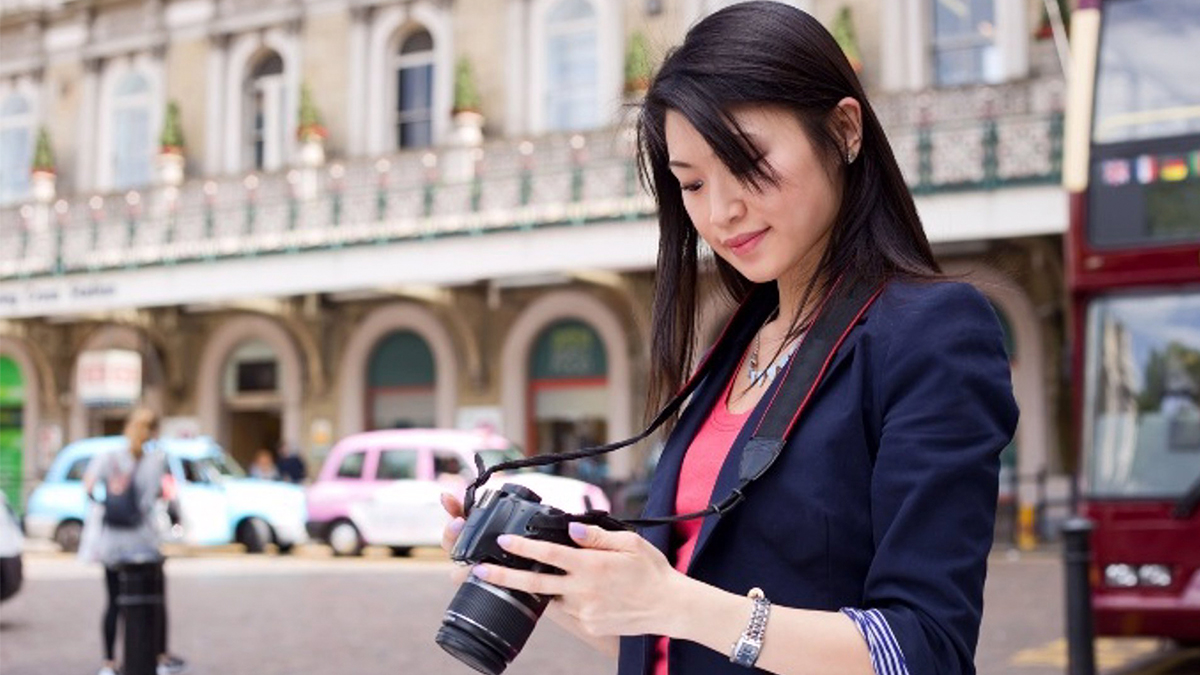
[846,150,857,164]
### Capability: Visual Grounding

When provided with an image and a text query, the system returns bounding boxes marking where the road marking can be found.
[1009,637,1166,669]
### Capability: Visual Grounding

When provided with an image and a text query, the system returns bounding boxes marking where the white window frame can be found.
[506,0,621,136]
[392,28,436,150]
[543,0,601,132]
[222,28,300,174]
[363,1,453,155]
[0,87,36,204]
[96,56,163,192]
[110,71,154,190]
[881,0,1028,91]
[245,51,287,172]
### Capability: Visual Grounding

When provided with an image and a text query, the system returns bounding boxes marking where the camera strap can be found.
[462,275,884,525]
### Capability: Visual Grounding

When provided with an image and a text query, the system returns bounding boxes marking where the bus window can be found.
[1083,291,1200,498]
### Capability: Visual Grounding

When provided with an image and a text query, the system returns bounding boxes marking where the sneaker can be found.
[156,655,187,675]
[97,667,119,675]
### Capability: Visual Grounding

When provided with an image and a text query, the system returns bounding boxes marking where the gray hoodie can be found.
[85,446,169,566]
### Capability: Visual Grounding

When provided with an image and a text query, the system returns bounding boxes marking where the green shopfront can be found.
[0,356,24,513]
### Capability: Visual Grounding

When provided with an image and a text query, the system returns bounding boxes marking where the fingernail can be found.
[449,518,464,534]
[496,534,513,549]
[472,565,489,579]
[568,522,587,540]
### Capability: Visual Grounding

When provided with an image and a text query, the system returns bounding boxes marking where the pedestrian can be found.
[249,448,279,480]
[441,3,1017,675]
[83,407,188,675]
[274,442,307,484]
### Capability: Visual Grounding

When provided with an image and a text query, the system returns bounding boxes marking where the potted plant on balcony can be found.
[297,84,327,168]
[451,57,484,147]
[30,127,56,203]
[624,31,653,99]
[831,7,862,74]
[158,100,186,187]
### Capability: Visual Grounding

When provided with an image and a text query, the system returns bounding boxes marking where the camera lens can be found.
[436,576,549,675]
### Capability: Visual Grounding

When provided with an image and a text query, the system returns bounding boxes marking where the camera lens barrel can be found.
[437,576,549,675]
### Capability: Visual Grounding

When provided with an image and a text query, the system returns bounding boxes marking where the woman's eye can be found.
[680,181,703,193]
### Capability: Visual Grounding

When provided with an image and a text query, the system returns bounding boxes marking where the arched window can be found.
[246,51,286,171]
[111,73,153,189]
[395,29,435,149]
[367,331,436,429]
[545,0,599,131]
[0,94,33,202]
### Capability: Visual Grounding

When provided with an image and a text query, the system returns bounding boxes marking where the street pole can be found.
[118,562,163,675]
[1062,517,1097,675]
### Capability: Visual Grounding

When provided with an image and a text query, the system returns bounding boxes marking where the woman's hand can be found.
[470,522,685,640]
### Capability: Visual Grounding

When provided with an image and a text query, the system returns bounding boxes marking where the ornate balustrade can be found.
[0,109,1063,280]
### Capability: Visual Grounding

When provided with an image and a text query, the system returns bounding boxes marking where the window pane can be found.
[400,30,434,55]
[1084,291,1200,498]
[548,0,593,22]
[0,127,31,200]
[400,64,433,112]
[932,0,996,86]
[1092,0,1200,144]
[377,449,417,480]
[433,452,465,477]
[546,29,599,130]
[400,122,433,148]
[337,452,366,479]
[65,458,90,482]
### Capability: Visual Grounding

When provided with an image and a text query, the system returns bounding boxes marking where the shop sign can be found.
[78,349,142,407]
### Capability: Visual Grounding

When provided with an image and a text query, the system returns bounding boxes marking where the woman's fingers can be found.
[440,492,464,518]
[442,517,465,554]
[471,564,568,597]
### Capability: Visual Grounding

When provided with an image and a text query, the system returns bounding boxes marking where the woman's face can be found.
[665,105,844,286]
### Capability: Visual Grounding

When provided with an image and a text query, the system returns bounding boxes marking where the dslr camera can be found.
[435,483,624,674]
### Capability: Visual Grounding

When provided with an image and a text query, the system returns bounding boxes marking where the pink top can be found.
[653,371,752,675]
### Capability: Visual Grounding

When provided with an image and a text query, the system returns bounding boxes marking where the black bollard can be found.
[118,562,163,675]
[1062,517,1096,675]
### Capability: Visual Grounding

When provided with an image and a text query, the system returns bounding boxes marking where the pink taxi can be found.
[305,428,610,556]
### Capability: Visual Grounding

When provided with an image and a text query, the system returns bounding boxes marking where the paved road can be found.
[1,547,1195,675]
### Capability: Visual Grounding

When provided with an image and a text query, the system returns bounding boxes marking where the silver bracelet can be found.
[729,587,771,668]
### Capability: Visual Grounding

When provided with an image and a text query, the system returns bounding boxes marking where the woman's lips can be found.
[724,228,768,256]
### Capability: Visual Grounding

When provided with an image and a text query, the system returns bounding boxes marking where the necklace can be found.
[746,327,803,388]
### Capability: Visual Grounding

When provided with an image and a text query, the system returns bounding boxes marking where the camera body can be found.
[449,483,576,570]
[438,483,610,675]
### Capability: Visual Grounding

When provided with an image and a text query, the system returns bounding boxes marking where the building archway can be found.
[197,315,303,467]
[501,290,633,479]
[70,325,167,442]
[338,303,459,437]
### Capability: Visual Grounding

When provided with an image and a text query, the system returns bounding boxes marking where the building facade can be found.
[0,0,1071,539]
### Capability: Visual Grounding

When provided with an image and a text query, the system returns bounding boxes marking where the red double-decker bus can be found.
[1064,0,1200,642]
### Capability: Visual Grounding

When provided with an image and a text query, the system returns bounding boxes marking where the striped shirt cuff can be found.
[840,607,910,675]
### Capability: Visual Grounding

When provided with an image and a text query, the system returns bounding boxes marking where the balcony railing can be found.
[0,110,1063,281]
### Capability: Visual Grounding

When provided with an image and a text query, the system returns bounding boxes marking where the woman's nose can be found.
[708,178,746,227]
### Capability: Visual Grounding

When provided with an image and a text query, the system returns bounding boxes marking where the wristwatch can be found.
[729,587,771,668]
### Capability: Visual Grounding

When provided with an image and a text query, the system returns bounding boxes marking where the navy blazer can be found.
[616,280,1019,675]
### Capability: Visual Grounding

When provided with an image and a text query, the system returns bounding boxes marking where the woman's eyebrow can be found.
[668,160,693,169]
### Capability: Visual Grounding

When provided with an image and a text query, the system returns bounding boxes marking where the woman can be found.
[83,407,187,675]
[442,3,1017,674]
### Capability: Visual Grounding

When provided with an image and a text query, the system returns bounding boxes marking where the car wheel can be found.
[237,518,273,554]
[276,542,295,555]
[328,520,363,557]
[54,520,83,553]
[388,546,413,557]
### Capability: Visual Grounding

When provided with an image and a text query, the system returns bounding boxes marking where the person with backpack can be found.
[83,407,187,675]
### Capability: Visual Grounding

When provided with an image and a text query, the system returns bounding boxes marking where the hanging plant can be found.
[832,7,863,74]
[159,100,186,155]
[297,84,328,142]
[453,57,482,115]
[31,127,55,174]
[624,31,653,95]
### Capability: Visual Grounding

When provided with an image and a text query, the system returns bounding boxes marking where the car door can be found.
[172,456,232,546]
[355,447,443,547]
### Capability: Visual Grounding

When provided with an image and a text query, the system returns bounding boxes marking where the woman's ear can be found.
[832,96,863,164]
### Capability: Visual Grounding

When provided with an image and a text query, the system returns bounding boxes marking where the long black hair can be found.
[638,1,940,415]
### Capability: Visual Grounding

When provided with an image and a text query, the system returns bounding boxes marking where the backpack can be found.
[103,460,143,529]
